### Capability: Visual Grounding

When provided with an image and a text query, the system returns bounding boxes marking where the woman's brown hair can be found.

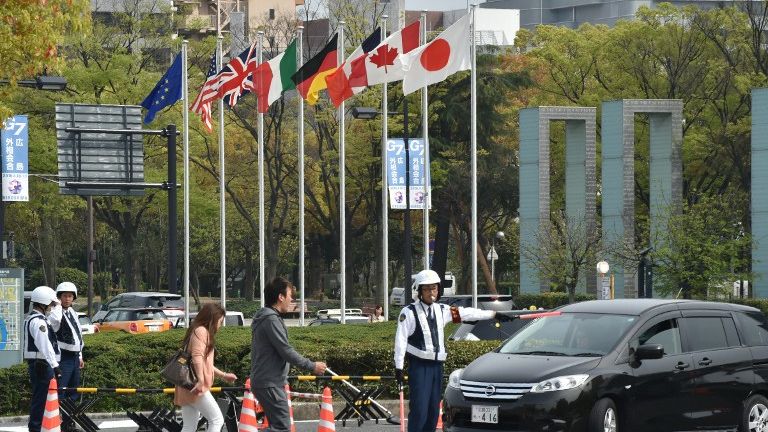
[183,303,226,356]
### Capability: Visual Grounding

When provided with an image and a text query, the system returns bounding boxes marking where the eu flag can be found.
[141,53,183,124]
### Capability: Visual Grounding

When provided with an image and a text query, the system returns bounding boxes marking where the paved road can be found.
[0,418,407,432]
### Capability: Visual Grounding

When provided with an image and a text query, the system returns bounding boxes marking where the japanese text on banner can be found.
[1,116,29,202]
[385,138,431,210]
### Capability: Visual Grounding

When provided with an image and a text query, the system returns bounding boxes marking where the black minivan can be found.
[444,299,768,431]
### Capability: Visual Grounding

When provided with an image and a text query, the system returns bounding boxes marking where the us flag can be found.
[190,53,219,132]
[217,43,258,107]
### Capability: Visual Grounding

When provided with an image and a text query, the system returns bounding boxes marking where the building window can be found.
[269,9,275,20]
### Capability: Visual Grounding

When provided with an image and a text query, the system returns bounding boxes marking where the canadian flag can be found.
[361,20,421,86]
[401,13,471,95]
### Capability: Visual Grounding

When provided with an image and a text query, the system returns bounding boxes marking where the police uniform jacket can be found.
[394,300,495,369]
[23,310,60,368]
[49,305,84,359]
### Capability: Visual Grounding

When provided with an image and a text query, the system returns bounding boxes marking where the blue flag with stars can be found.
[141,53,183,124]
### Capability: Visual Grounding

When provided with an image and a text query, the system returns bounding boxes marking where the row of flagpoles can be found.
[140,6,483,323]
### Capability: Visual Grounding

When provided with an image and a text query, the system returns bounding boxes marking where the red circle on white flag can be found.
[420,39,450,72]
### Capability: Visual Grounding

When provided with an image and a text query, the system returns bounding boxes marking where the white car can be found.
[174,311,245,328]
[77,312,98,335]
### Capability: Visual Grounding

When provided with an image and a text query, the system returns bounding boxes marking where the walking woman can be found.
[175,303,237,432]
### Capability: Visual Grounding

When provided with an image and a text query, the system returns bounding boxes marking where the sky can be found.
[405,0,487,11]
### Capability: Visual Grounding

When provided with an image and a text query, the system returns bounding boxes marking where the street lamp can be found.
[351,103,414,293]
[596,260,612,299]
[0,76,68,91]
[350,107,378,120]
[490,231,504,281]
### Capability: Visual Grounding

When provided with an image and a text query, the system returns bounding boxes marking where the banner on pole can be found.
[2,116,29,202]
[386,138,431,210]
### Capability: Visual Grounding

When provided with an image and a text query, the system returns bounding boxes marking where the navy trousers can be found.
[28,360,54,432]
[58,351,80,402]
[407,356,443,432]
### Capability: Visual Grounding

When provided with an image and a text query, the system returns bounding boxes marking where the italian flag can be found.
[251,39,297,113]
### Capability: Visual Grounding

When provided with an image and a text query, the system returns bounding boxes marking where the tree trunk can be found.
[308,236,324,298]
[244,247,255,301]
[477,239,497,294]
[432,200,451,292]
[122,232,140,292]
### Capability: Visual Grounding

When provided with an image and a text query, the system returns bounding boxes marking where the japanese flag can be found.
[362,21,421,86]
[401,13,472,96]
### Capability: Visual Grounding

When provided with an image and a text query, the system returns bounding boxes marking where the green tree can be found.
[651,192,751,298]
[0,0,90,119]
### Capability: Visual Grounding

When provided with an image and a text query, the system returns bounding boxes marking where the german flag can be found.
[291,34,338,105]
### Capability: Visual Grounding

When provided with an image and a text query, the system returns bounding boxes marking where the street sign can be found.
[487,246,498,261]
[2,115,29,202]
[386,138,431,210]
[55,103,145,196]
[600,276,611,300]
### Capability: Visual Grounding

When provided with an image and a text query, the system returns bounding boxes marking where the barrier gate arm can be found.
[325,367,400,424]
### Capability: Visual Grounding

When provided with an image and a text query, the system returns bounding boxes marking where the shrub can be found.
[57,267,89,292]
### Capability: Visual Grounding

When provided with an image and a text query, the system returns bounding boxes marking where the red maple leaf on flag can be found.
[369,44,399,72]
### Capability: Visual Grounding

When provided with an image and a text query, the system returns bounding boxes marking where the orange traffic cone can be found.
[436,400,444,430]
[41,378,62,432]
[284,384,296,432]
[255,396,269,429]
[317,386,335,432]
[239,378,259,432]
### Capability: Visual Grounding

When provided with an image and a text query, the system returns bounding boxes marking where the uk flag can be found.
[217,43,258,108]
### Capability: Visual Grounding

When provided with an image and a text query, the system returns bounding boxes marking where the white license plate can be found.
[147,326,160,332]
[471,405,498,424]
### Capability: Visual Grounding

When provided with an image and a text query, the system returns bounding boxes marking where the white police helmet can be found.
[31,286,59,306]
[56,282,78,300]
[411,270,442,301]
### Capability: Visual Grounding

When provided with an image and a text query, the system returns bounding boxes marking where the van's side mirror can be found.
[635,344,664,360]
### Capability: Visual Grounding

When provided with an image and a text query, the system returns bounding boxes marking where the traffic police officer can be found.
[23,286,62,432]
[49,282,84,402]
[394,270,496,432]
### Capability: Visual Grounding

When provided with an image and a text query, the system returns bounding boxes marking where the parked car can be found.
[448,310,542,341]
[444,299,768,431]
[96,307,173,334]
[308,308,371,325]
[439,294,515,311]
[308,316,371,326]
[175,311,245,328]
[77,312,98,335]
[92,292,184,323]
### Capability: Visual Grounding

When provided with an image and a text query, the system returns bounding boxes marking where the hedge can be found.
[0,322,497,416]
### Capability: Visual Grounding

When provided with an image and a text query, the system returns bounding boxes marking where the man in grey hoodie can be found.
[251,277,327,431]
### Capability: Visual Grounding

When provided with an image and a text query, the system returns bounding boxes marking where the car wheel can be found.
[743,394,768,432]
[588,398,618,432]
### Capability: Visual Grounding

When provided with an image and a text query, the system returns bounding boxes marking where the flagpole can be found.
[258,30,266,310]
[182,41,190,326]
[298,26,306,327]
[217,34,227,309]
[381,15,389,321]
[470,4,478,309]
[339,21,346,324]
[420,10,430,270]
